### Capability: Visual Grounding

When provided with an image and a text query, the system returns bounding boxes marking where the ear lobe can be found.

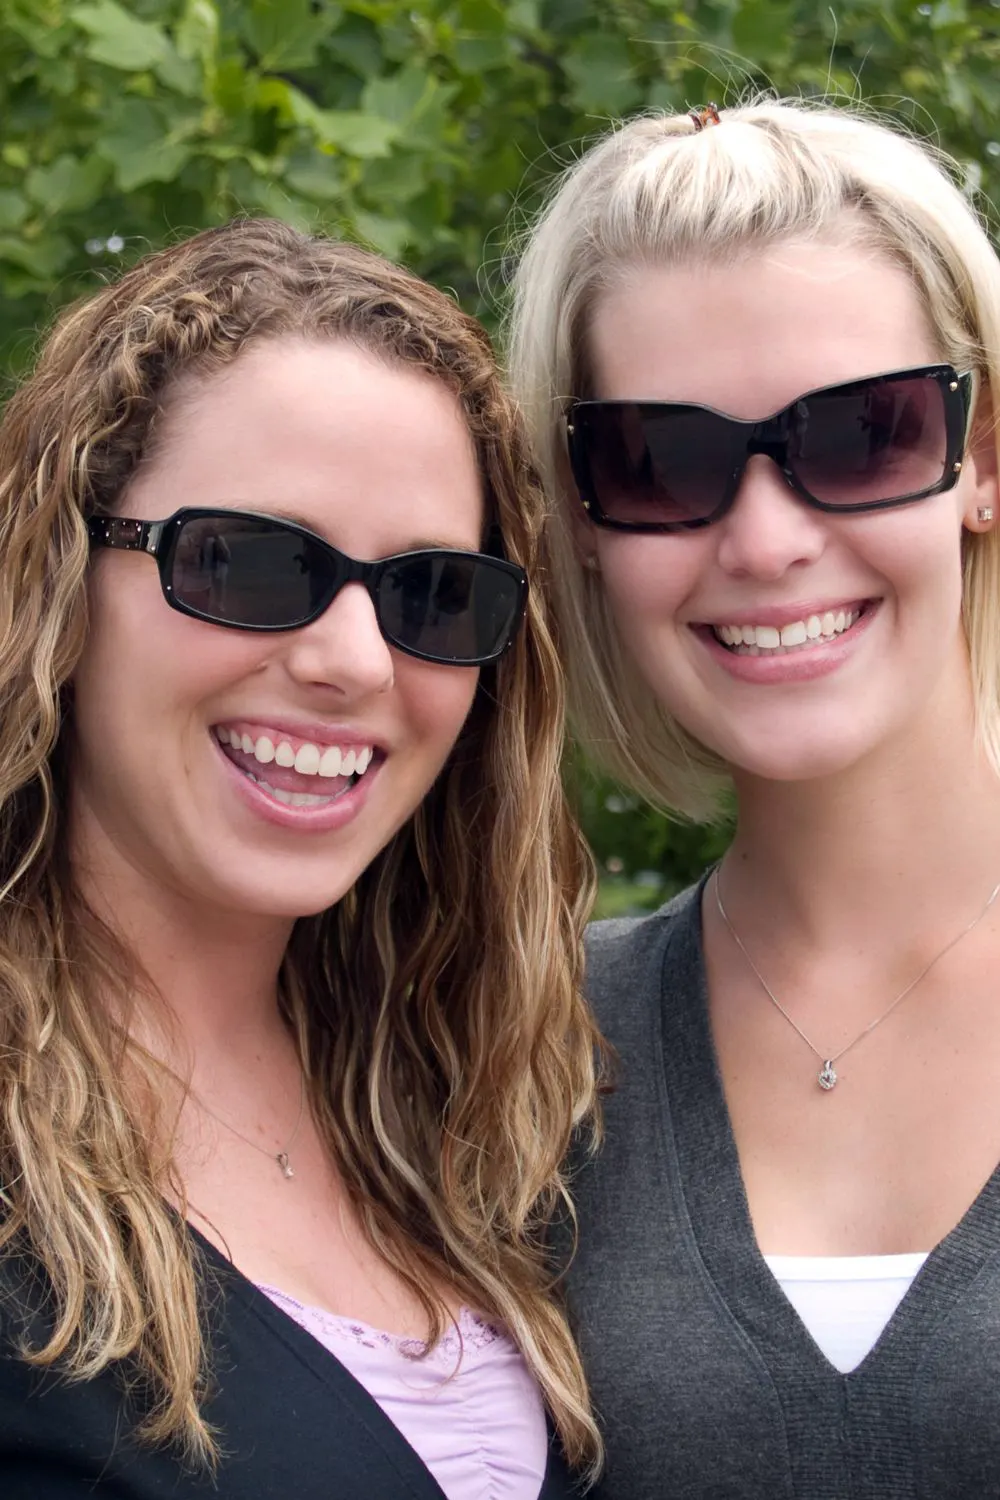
[962,380,999,531]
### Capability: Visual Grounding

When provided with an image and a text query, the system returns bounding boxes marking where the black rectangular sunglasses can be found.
[87,508,528,666]
[566,364,974,533]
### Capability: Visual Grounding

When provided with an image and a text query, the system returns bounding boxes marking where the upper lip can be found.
[212,715,388,751]
[694,598,873,628]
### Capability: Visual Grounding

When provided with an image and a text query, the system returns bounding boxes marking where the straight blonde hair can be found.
[508,99,1000,820]
[0,219,603,1475]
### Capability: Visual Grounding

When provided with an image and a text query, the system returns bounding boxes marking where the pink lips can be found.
[213,733,381,833]
[696,601,879,685]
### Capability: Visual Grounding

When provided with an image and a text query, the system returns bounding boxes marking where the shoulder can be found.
[584,880,704,1042]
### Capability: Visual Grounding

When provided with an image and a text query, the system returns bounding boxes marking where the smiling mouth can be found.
[708,603,872,656]
[213,725,379,807]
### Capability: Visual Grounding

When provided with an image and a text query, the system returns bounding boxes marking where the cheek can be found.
[395,661,480,759]
[73,575,266,757]
[597,536,702,655]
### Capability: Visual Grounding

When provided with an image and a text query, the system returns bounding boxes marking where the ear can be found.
[962,378,999,533]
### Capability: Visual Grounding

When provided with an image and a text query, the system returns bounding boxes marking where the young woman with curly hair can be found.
[0,217,602,1498]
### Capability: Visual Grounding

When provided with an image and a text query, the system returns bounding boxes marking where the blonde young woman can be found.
[0,218,603,1498]
[510,102,1000,1497]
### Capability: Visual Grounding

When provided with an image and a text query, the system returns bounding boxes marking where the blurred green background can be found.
[4,0,999,912]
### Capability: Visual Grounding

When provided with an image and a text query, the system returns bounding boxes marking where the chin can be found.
[723,736,880,786]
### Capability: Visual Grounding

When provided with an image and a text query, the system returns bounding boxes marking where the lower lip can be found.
[214,739,380,832]
[695,604,879,684]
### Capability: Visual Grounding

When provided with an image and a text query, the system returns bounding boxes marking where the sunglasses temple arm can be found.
[88,516,167,557]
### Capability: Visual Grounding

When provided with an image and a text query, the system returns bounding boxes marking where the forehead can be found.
[128,338,485,554]
[586,239,941,420]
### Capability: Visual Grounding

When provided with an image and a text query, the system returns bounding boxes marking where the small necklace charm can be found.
[275,1152,294,1179]
[817,1061,838,1091]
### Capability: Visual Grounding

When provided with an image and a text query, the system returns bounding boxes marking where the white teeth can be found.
[294,743,321,776]
[318,746,342,778]
[246,774,338,808]
[713,610,860,654]
[217,728,377,778]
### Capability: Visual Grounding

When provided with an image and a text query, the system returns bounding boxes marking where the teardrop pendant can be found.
[276,1152,294,1179]
[817,1061,838,1091]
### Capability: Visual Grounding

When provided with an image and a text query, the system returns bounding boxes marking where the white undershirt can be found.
[763,1252,929,1373]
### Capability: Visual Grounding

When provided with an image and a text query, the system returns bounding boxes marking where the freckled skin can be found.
[71,339,483,925]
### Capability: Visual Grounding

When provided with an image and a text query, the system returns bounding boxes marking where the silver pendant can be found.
[276,1152,294,1179]
[818,1061,838,1091]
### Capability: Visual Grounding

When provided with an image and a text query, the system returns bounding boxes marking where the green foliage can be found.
[2,0,1000,902]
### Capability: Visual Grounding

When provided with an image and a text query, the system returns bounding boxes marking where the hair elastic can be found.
[688,103,721,132]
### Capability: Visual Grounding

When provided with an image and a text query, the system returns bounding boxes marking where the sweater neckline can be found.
[658,873,1000,1386]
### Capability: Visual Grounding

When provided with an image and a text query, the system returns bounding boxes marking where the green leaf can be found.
[0,233,73,278]
[563,33,643,114]
[325,13,383,76]
[0,190,29,231]
[275,84,400,158]
[353,209,412,259]
[241,0,337,70]
[97,100,194,191]
[73,0,173,70]
[25,153,108,215]
[284,147,346,201]
[362,65,430,125]
[314,110,398,157]
[731,0,796,57]
[175,0,219,63]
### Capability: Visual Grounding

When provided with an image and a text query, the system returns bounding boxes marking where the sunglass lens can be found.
[171,515,334,627]
[793,376,949,505]
[576,405,741,527]
[377,554,523,663]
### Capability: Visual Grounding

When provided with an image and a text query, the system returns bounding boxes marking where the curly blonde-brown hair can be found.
[0,219,603,1474]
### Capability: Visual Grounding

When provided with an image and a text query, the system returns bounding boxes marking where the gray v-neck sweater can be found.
[569,880,1000,1499]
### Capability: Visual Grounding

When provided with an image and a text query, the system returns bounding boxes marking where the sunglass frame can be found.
[565,364,974,534]
[87,507,528,667]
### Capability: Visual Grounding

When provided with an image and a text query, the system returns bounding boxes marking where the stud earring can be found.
[978,507,995,524]
[582,554,600,572]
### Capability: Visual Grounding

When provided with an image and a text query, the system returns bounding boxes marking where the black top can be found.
[0,1228,578,1498]
[570,882,1000,1500]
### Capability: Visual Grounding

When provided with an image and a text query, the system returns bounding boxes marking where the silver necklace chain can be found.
[193,1072,306,1178]
[713,867,1000,1092]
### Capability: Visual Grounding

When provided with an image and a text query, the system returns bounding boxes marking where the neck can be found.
[724,691,1000,952]
[70,836,295,1068]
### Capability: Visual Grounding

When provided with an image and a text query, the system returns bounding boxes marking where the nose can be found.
[715,456,828,581]
[282,582,394,698]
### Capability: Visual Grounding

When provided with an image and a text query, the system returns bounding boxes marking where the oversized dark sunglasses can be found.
[87,507,528,666]
[566,364,974,533]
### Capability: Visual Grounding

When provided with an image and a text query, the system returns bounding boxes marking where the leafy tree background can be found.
[3,0,999,912]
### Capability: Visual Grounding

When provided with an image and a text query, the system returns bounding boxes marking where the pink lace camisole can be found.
[258,1284,547,1500]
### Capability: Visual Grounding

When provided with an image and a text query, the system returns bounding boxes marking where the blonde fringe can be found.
[0,220,605,1477]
